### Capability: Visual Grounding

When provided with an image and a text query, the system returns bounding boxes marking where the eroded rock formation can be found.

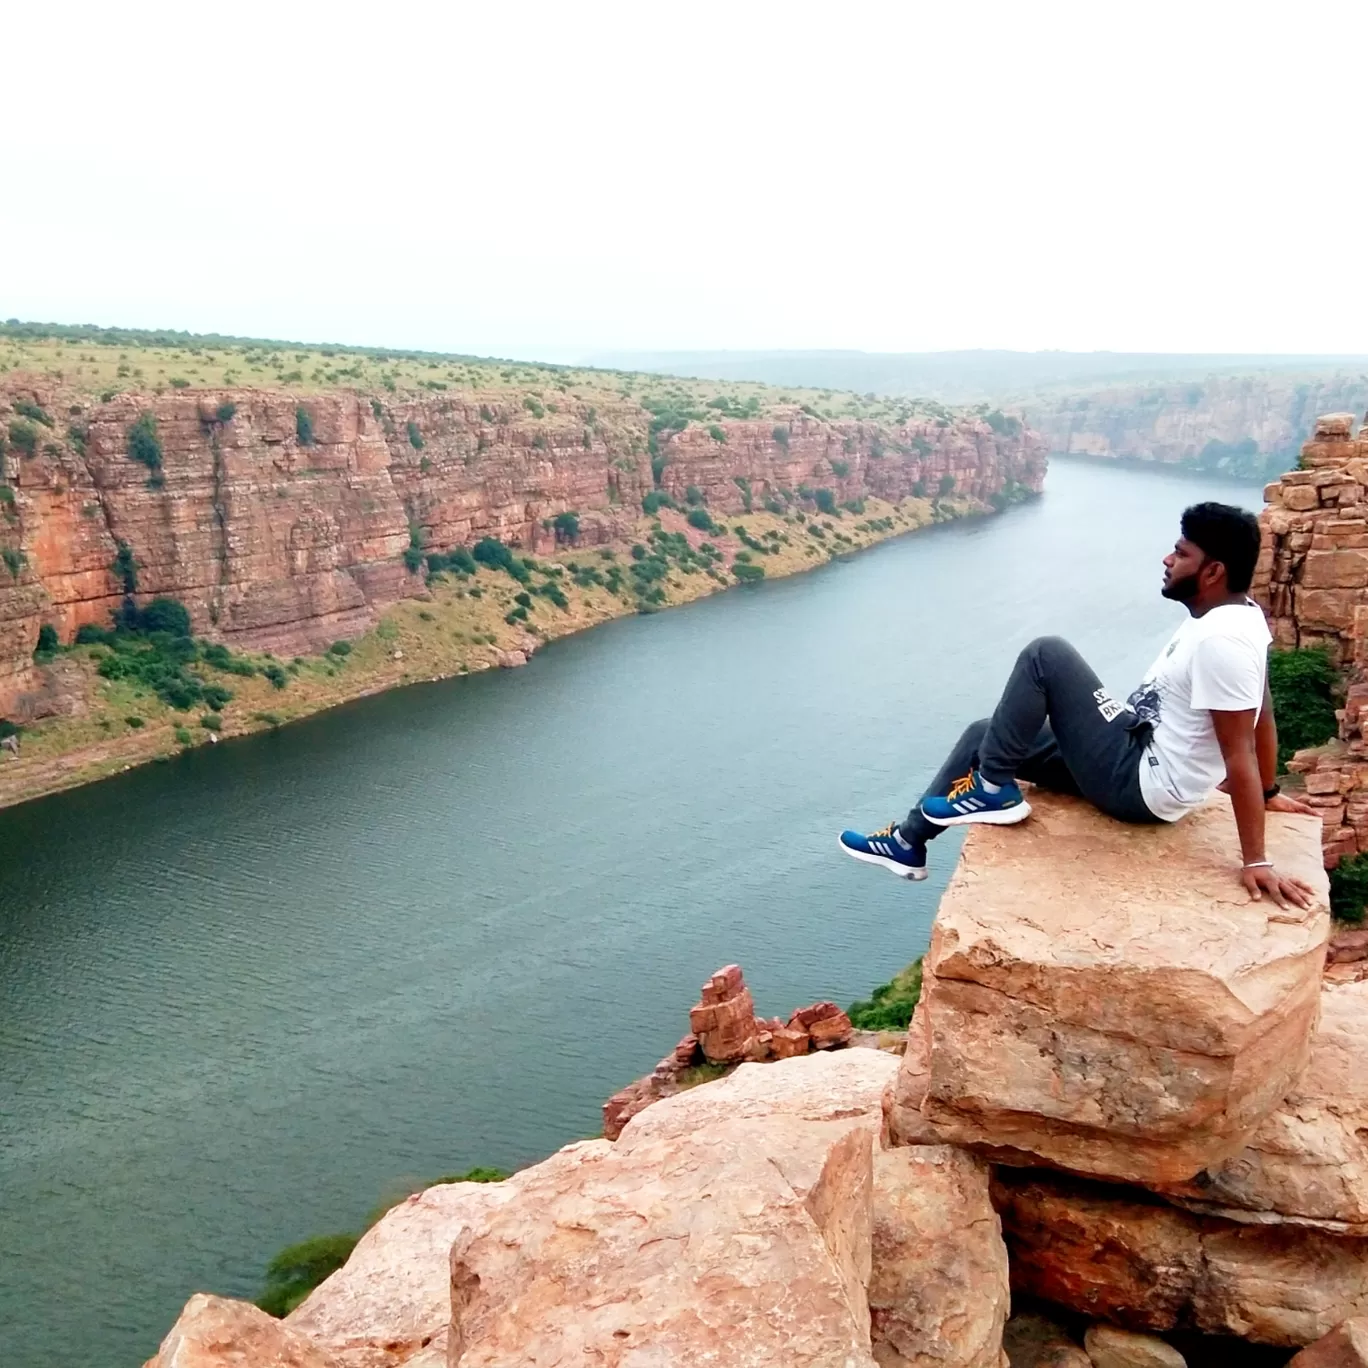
[1252,411,1368,866]
[0,380,1046,715]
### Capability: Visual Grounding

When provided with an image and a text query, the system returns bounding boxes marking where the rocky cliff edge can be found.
[142,787,1368,1368]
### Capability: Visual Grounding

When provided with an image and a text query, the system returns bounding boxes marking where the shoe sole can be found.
[920,799,1032,828]
[838,838,928,881]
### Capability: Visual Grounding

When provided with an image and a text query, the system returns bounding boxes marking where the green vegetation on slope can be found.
[847,958,922,1031]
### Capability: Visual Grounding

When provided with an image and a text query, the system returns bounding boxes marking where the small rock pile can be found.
[602,962,857,1140]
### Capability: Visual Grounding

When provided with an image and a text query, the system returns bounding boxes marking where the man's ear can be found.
[1200,556,1227,592]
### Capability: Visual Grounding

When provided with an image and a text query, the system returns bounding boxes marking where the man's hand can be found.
[1266,791,1317,816]
[1241,863,1316,910]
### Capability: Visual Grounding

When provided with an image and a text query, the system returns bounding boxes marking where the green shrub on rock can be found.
[848,959,922,1030]
[1330,853,1368,925]
[1268,646,1340,768]
[256,1234,358,1319]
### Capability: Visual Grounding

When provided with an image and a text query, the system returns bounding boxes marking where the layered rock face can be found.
[1253,412,1368,867]
[0,379,1046,715]
[884,791,1329,1185]
[1025,375,1368,477]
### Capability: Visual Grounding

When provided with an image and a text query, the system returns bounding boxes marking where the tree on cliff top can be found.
[1268,646,1339,769]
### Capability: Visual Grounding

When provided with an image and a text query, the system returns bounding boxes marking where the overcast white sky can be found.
[4,1,1365,360]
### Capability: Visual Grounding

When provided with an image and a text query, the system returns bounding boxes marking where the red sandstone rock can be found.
[449,1123,879,1367]
[144,1294,344,1368]
[789,1001,855,1049]
[869,1145,1010,1368]
[1330,928,1368,964]
[689,963,760,1062]
[885,791,1330,1186]
[993,1167,1368,1348]
[1253,412,1368,867]
[286,1181,510,1368]
[1289,1319,1368,1366]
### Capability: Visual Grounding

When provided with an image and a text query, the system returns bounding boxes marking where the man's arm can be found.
[1255,677,1278,792]
[1212,707,1314,909]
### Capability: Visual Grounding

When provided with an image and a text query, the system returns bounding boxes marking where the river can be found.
[0,459,1266,1367]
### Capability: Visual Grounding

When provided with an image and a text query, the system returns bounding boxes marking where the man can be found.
[840,502,1317,910]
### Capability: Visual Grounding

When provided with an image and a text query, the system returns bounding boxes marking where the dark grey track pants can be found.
[899,636,1160,845]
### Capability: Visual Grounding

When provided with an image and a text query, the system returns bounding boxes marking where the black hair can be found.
[1180,502,1261,593]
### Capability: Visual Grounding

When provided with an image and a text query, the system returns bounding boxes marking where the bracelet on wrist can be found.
[1244,860,1274,869]
[1264,783,1281,802]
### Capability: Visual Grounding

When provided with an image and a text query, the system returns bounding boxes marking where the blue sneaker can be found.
[838,823,928,880]
[920,769,1031,827]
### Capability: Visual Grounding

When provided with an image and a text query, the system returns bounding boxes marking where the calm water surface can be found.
[0,461,1264,1367]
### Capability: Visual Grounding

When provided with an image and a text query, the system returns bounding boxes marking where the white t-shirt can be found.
[1126,601,1272,822]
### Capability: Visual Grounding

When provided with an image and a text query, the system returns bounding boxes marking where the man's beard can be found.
[1162,571,1200,602]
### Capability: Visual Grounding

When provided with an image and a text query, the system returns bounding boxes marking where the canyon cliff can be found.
[1025,374,1368,478]
[0,381,1045,718]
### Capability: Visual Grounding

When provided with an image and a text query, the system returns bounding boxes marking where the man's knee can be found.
[1020,635,1081,673]
[958,717,991,749]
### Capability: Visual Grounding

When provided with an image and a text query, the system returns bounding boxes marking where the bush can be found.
[216,400,237,423]
[708,424,727,443]
[685,508,717,533]
[848,959,923,1030]
[328,640,352,657]
[514,591,533,608]
[125,715,145,728]
[200,713,223,731]
[2,547,26,578]
[295,407,315,446]
[0,483,14,508]
[13,398,53,427]
[813,488,837,516]
[256,1234,359,1319]
[552,511,579,543]
[201,683,233,712]
[263,663,288,689]
[772,424,790,449]
[472,537,530,582]
[1330,853,1368,924]
[1267,646,1340,767]
[407,420,424,449]
[128,412,163,470]
[685,485,704,507]
[830,460,850,478]
[937,473,956,497]
[8,419,39,457]
[174,727,192,745]
[34,623,58,658]
[138,597,192,636]
[732,561,765,583]
[641,491,675,515]
[75,622,113,646]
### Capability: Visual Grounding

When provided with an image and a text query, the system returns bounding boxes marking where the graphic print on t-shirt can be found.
[1128,600,1271,822]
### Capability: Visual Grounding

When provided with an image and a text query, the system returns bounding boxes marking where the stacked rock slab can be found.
[1253,411,1368,866]
[885,790,1329,1185]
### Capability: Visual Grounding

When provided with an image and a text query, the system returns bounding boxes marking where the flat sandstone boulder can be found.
[887,791,1329,1185]
[617,1046,898,1148]
[449,1118,879,1367]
